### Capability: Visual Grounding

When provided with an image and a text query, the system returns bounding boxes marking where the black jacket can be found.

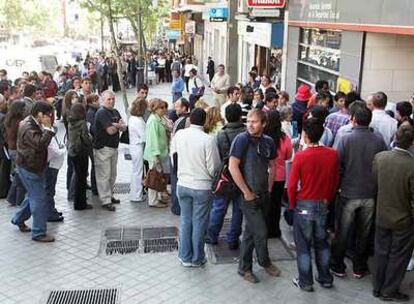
[216,122,246,160]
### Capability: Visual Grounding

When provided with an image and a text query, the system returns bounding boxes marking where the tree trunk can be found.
[107,0,129,114]
[139,10,148,84]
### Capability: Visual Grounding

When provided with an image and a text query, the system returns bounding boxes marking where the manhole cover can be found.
[206,218,240,264]
[101,226,179,255]
[46,288,119,304]
[113,183,130,194]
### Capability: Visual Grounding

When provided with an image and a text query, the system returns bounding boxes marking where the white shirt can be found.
[184,64,196,77]
[128,116,146,145]
[170,125,220,190]
[370,109,398,147]
[211,73,230,94]
[47,137,65,170]
[188,76,203,94]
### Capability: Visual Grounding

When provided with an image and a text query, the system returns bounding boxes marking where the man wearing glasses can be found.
[229,109,281,283]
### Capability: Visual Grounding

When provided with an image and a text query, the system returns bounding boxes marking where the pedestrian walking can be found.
[171,70,184,103]
[210,64,231,108]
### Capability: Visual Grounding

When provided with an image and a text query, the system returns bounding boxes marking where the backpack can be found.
[212,132,248,199]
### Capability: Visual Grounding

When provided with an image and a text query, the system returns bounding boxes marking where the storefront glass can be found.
[297,28,341,92]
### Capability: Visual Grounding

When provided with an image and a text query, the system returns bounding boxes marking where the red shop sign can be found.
[247,0,286,8]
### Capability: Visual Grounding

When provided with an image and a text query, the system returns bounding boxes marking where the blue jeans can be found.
[44,167,60,220]
[177,185,212,264]
[12,167,48,239]
[293,200,333,287]
[207,194,243,243]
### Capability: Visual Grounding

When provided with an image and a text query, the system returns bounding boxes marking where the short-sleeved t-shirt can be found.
[93,107,122,149]
[229,131,276,194]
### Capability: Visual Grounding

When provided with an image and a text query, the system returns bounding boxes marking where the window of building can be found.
[297,28,342,92]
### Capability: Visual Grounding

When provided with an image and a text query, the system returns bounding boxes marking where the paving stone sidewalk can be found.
[0,83,413,304]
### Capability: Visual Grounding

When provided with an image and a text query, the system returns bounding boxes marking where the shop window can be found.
[297,28,341,92]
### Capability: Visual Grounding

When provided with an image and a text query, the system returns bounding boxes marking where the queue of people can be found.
[1,59,414,302]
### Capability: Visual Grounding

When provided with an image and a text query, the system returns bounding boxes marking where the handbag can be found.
[119,126,129,144]
[143,167,167,192]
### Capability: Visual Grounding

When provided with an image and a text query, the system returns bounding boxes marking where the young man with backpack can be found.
[229,109,281,283]
[206,104,246,250]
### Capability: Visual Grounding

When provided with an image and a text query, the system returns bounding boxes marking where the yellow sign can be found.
[337,77,353,93]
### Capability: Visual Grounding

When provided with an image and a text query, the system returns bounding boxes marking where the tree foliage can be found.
[0,0,58,32]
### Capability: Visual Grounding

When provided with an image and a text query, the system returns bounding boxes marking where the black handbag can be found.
[119,126,129,144]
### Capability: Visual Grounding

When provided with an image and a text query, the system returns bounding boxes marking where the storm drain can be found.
[46,288,119,304]
[206,218,239,264]
[101,226,178,255]
[113,183,130,194]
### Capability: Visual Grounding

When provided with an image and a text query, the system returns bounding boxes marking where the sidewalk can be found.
[0,83,412,304]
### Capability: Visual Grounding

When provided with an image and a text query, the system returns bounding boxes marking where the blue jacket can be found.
[172,77,184,93]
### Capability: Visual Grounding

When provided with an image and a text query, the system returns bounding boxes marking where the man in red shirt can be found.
[288,117,339,292]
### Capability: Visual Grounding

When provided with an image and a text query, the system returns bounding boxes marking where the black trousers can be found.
[0,157,11,198]
[69,152,89,210]
[265,181,284,238]
[239,194,271,273]
[184,76,190,92]
[373,224,414,295]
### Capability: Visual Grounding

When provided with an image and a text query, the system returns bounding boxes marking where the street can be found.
[0,82,412,304]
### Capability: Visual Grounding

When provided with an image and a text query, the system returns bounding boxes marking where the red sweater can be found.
[287,146,339,209]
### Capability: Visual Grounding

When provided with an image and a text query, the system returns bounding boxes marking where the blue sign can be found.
[166,30,180,40]
[208,7,228,22]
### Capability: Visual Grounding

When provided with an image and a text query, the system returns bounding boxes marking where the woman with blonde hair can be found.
[144,98,170,208]
[129,97,147,202]
[204,106,224,135]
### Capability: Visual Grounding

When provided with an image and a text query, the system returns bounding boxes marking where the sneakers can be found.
[353,271,368,279]
[238,270,259,284]
[264,263,281,277]
[292,278,314,292]
[330,268,347,278]
[111,197,120,204]
[102,204,116,211]
[315,277,333,289]
[192,259,207,268]
[178,258,192,268]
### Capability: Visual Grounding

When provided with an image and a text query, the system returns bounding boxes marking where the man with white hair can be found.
[93,90,126,211]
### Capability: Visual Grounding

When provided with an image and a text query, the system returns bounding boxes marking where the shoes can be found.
[102,204,116,211]
[330,268,347,278]
[32,235,55,242]
[315,277,333,289]
[373,290,380,298]
[130,197,145,203]
[205,237,218,245]
[192,259,207,268]
[380,292,410,302]
[75,204,93,210]
[16,222,31,233]
[228,241,239,250]
[47,216,64,222]
[264,263,281,277]
[111,197,120,204]
[57,212,63,216]
[292,278,314,292]
[238,270,259,284]
[150,202,168,208]
[178,257,192,268]
[353,271,368,279]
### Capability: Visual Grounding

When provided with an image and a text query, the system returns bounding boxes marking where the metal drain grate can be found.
[46,288,119,304]
[113,183,130,194]
[101,226,179,255]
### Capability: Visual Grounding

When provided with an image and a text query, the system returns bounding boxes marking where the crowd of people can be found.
[1,56,414,302]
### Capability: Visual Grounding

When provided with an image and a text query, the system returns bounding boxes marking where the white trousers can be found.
[130,144,144,201]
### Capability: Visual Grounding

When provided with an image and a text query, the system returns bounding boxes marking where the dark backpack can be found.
[212,132,248,199]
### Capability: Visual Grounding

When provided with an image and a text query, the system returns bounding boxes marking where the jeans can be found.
[66,157,76,200]
[177,185,212,264]
[330,197,375,273]
[12,167,48,239]
[293,200,333,287]
[373,224,414,295]
[44,166,60,219]
[207,194,243,244]
[6,149,26,205]
[239,194,271,273]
